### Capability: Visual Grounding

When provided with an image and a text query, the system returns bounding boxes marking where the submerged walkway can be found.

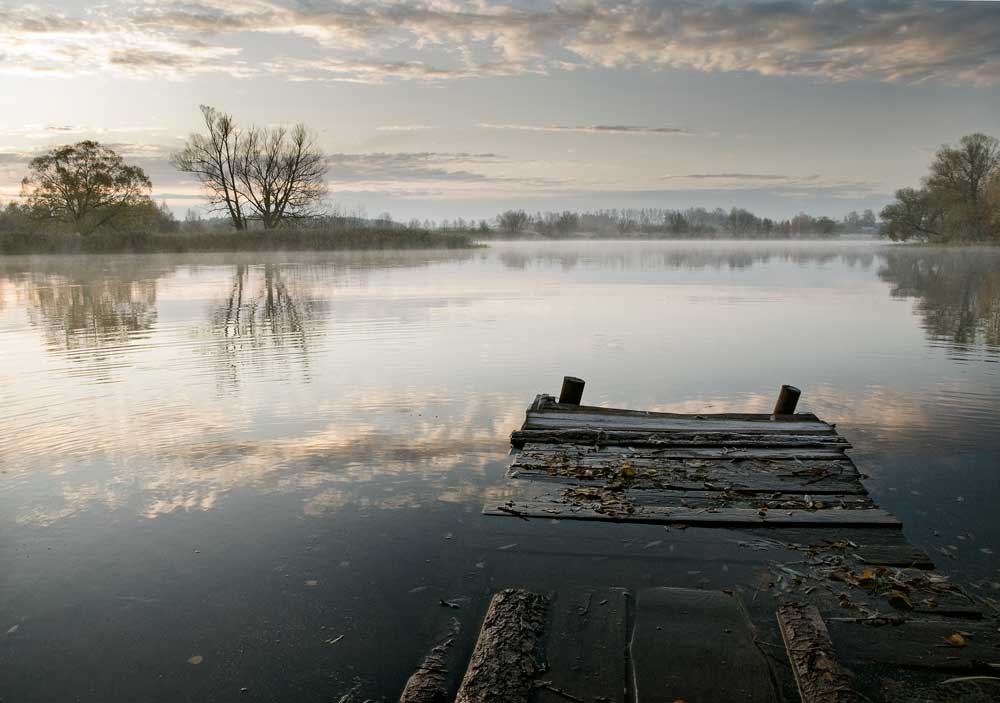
[439,380,999,703]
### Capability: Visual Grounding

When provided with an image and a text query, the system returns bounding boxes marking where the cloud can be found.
[479,123,694,135]
[1,2,998,84]
[375,125,437,132]
[325,151,560,191]
[678,173,794,181]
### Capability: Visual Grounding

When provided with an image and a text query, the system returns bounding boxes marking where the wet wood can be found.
[535,588,628,703]
[631,588,776,702]
[773,384,802,415]
[558,376,585,405]
[399,618,461,703]
[853,544,935,569]
[517,443,848,460]
[776,604,861,703]
[484,500,901,526]
[455,589,547,703]
[525,412,832,433]
[827,619,1000,672]
[511,428,850,448]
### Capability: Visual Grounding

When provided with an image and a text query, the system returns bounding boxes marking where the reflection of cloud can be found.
[5,393,525,527]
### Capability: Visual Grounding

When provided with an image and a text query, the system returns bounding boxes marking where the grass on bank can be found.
[0,226,474,255]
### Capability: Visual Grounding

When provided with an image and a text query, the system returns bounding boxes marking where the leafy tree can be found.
[882,133,1000,242]
[20,141,152,235]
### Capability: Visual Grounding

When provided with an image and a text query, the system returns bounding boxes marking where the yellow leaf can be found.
[947,633,967,648]
[887,590,913,610]
[187,655,203,665]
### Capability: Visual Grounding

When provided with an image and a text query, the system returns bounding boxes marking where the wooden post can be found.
[558,376,585,405]
[773,385,801,415]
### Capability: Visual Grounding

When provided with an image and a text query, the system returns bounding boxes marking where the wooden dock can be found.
[419,380,1000,703]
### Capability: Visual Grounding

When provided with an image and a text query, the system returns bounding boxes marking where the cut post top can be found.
[559,376,586,405]
[773,384,801,415]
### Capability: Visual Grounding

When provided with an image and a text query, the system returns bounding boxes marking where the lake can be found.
[1,240,999,701]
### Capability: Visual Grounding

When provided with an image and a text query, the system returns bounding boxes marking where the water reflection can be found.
[495,241,878,271]
[879,248,1000,353]
[210,263,328,388]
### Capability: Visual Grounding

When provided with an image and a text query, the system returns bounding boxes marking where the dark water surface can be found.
[1,241,999,701]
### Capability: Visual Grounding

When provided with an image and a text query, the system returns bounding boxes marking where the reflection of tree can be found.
[494,244,876,272]
[24,269,158,354]
[210,263,328,388]
[879,249,1000,350]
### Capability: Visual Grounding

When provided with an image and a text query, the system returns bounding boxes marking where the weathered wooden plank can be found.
[533,402,824,423]
[511,428,848,448]
[483,500,901,527]
[508,465,866,495]
[535,589,629,703]
[455,589,547,703]
[518,443,848,460]
[627,488,872,509]
[777,604,861,703]
[631,588,776,702]
[827,619,1000,672]
[399,618,461,703]
[853,544,935,569]
[525,412,833,433]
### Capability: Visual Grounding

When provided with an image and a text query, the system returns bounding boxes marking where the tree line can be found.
[478,207,876,239]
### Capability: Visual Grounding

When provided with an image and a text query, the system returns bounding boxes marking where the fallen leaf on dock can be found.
[305,579,319,587]
[497,543,517,550]
[947,633,968,648]
[187,655,203,665]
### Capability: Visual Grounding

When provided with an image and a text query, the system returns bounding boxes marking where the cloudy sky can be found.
[2,0,1000,220]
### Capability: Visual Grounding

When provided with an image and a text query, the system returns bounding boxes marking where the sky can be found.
[1,0,1000,221]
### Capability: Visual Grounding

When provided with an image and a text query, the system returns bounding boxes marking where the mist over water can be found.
[2,241,999,701]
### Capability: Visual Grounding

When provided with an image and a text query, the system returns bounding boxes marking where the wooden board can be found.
[777,604,861,703]
[511,429,849,448]
[827,619,1000,672]
[853,544,935,569]
[509,459,865,495]
[525,411,833,433]
[517,443,848,460]
[484,500,901,527]
[534,589,629,703]
[630,588,776,702]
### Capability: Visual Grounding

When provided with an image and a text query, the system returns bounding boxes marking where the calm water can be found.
[1,241,999,701]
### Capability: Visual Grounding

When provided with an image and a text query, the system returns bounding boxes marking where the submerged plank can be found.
[455,589,547,703]
[777,604,861,703]
[827,619,1000,672]
[483,500,901,527]
[853,544,935,569]
[631,588,776,702]
[535,589,629,703]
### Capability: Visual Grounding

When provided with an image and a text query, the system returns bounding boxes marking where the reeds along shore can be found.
[0,226,474,255]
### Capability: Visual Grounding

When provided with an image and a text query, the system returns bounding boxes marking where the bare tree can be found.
[21,141,151,235]
[173,107,327,231]
[172,106,247,230]
[236,124,327,229]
